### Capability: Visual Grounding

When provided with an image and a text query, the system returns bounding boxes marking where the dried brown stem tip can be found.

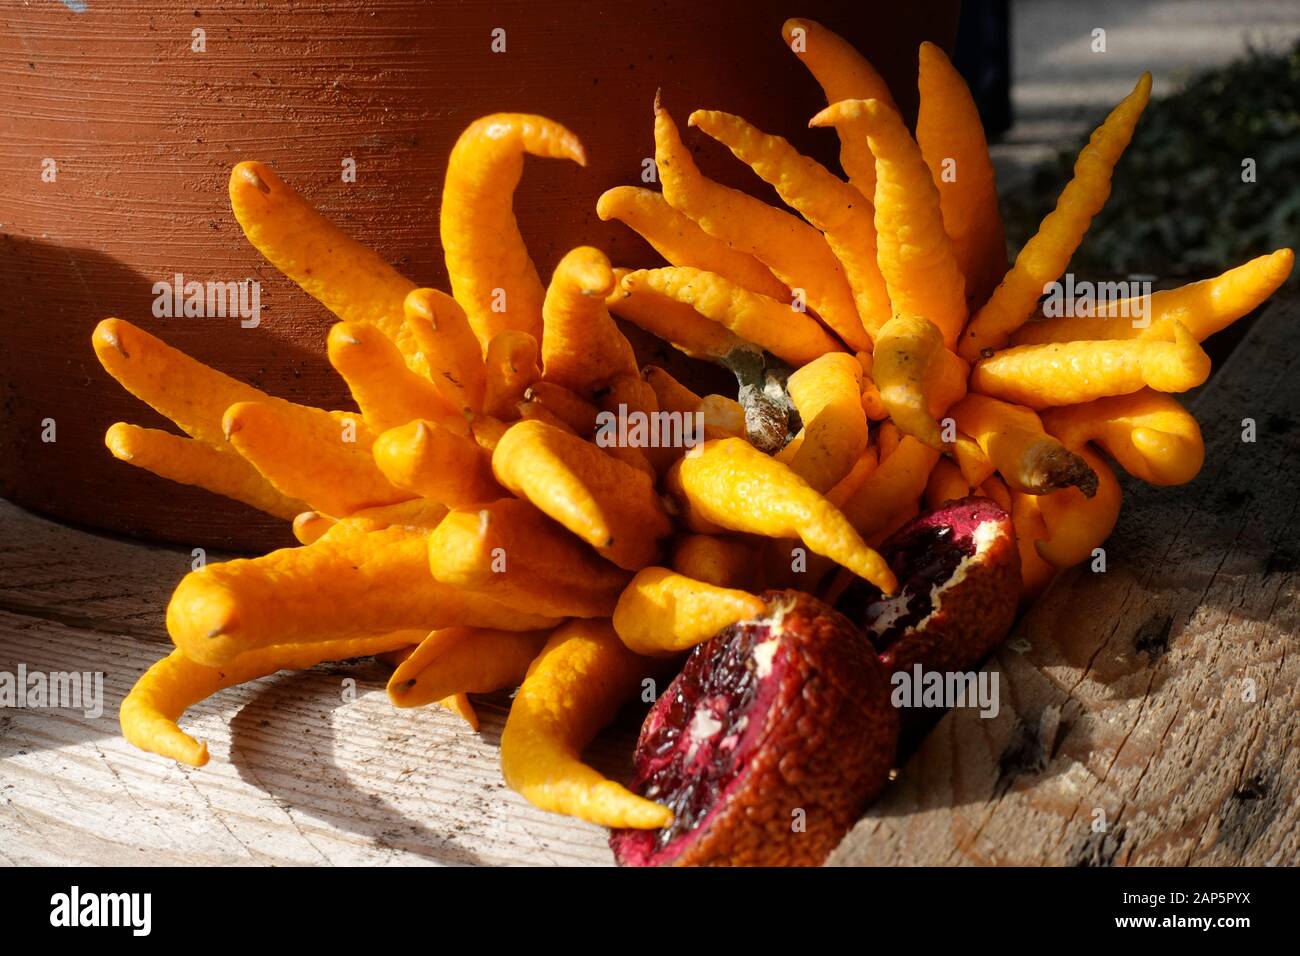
[1024,442,1099,498]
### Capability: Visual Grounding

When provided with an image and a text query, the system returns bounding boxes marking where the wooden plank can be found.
[0,501,208,640]
[0,605,624,865]
[831,296,1300,866]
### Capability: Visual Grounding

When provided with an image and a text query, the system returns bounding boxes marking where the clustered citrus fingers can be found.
[102,34,1291,843]
[499,620,672,829]
[959,73,1153,360]
[596,186,789,300]
[428,498,632,618]
[812,98,968,349]
[105,422,306,520]
[654,97,864,348]
[167,525,559,668]
[669,438,897,593]
[441,113,586,345]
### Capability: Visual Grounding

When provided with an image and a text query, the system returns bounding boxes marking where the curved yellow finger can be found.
[327,322,464,434]
[959,73,1152,360]
[689,109,884,344]
[372,419,500,507]
[669,438,896,592]
[620,267,842,366]
[777,352,867,492]
[812,98,967,349]
[387,625,551,710]
[105,422,307,520]
[654,97,862,349]
[613,567,768,656]
[500,620,672,829]
[607,268,750,361]
[872,314,948,449]
[122,632,422,766]
[1041,389,1204,486]
[223,400,411,516]
[93,318,271,448]
[971,319,1211,408]
[428,498,631,619]
[781,17,896,198]
[166,525,560,668]
[229,161,422,372]
[491,419,672,571]
[441,113,586,345]
[404,287,488,416]
[541,246,639,396]
[916,41,1006,309]
[596,186,788,300]
[1035,447,1123,568]
[1011,248,1295,346]
[482,330,541,420]
[950,393,1098,496]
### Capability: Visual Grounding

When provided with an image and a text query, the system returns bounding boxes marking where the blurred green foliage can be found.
[1005,41,1300,281]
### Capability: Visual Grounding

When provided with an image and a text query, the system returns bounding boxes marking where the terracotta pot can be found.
[0,0,958,552]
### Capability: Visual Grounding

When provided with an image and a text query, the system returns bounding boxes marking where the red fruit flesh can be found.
[610,590,897,867]
[835,496,1020,674]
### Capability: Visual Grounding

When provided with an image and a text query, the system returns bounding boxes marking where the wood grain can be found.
[830,297,1300,866]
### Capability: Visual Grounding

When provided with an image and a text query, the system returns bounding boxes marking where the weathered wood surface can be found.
[1,300,1296,867]
[0,507,627,866]
[832,297,1300,866]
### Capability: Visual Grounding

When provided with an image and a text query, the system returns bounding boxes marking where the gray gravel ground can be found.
[993,0,1300,191]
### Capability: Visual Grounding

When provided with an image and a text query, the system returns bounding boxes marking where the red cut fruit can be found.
[834,496,1020,675]
[609,590,897,867]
